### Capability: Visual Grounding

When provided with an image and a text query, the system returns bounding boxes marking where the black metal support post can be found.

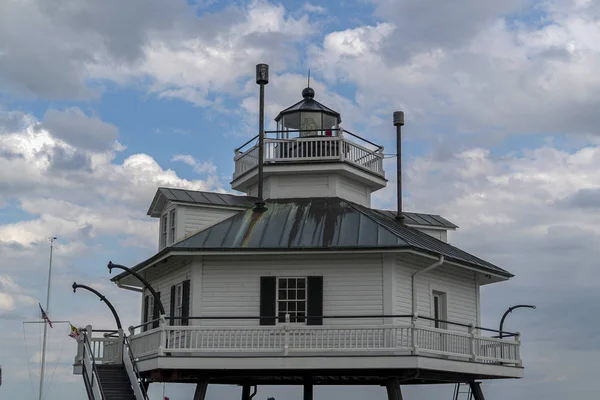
[470,382,486,400]
[241,384,251,400]
[303,378,313,400]
[255,63,269,211]
[393,111,405,222]
[499,304,536,338]
[193,380,209,400]
[72,282,122,330]
[386,378,404,400]
[107,261,165,315]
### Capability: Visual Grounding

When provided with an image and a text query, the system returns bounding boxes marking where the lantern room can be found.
[274,87,341,138]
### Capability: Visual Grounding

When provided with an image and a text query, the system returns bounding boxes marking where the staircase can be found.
[453,383,471,400]
[453,383,485,400]
[77,328,148,400]
[96,365,136,400]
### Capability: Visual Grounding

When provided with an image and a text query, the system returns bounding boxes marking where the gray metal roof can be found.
[375,210,458,229]
[354,205,505,274]
[169,197,510,277]
[148,188,457,230]
[175,197,407,249]
[147,187,256,216]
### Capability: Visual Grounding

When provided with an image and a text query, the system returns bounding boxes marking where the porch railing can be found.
[233,131,385,180]
[127,315,521,366]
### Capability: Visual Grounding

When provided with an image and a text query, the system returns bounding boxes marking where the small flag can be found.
[39,303,53,328]
[164,397,169,400]
[68,324,79,339]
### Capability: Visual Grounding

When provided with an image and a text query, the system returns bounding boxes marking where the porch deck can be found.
[78,316,523,383]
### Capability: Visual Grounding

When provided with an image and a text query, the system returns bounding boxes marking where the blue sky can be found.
[1,0,600,399]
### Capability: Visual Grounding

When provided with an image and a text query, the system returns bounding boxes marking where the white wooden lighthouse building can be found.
[72,66,523,400]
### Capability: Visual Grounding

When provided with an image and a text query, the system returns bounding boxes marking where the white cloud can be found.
[42,107,119,152]
[84,1,316,107]
[310,0,600,139]
[172,154,217,174]
[0,111,224,253]
[302,3,326,14]
[0,275,37,313]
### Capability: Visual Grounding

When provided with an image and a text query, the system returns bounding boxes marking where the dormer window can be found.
[159,208,177,249]
[169,209,176,245]
[161,214,168,248]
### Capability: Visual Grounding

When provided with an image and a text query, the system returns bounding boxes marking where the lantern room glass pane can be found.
[283,113,301,131]
[300,112,322,137]
[323,114,337,136]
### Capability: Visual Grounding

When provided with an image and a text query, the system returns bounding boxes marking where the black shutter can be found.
[307,276,323,325]
[152,291,160,329]
[182,280,190,326]
[143,295,149,332]
[170,285,176,326]
[260,277,276,325]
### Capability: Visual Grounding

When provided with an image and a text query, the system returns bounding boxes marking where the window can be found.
[160,215,168,248]
[432,291,447,329]
[173,283,183,326]
[143,294,154,332]
[169,209,176,245]
[277,277,307,323]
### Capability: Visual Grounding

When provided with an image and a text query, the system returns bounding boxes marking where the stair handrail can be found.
[123,332,150,400]
[81,328,106,400]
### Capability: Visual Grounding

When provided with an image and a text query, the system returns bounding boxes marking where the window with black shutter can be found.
[276,277,307,323]
[182,280,190,326]
[307,276,323,325]
[260,277,276,325]
[260,276,323,325]
[143,295,150,332]
[170,281,190,326]
[152,291,160,329]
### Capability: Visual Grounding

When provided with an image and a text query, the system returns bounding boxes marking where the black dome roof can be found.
[274,88,341,123]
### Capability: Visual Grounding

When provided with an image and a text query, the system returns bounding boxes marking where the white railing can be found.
[233,135,385,179]
[88,335,122,364]
[80,329,106,400]
[129,327,162,358]
[128,319,521,366]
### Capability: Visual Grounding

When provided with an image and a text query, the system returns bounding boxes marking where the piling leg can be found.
[470,382,486,400]
[385,378,404,400]
[193,380,208,400]
[241,384,251,400]
[303,379,313,400]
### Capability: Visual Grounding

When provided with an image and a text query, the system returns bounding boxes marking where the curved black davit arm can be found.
[107,261,165,315]
[499,304,536,338]
[72,282,123,330]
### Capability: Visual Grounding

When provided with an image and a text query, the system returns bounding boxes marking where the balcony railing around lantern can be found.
[121,314,521,367]
[233,129,385,179]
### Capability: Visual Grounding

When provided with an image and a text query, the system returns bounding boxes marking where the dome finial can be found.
[302,69,315,99]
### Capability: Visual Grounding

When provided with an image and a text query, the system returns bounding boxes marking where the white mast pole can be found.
[38,236,56,400]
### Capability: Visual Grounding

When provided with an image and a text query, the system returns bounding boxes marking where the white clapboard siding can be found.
[199,255,384,326]
[179,205,241,240]
[338,176,370,207]
[142,258,192,320]
[411,228,448,242]
[396,255,477,331]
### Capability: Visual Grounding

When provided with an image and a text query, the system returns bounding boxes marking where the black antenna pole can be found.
[308,69,311,88]
[393,111,405,222]
[255,64,269,211]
